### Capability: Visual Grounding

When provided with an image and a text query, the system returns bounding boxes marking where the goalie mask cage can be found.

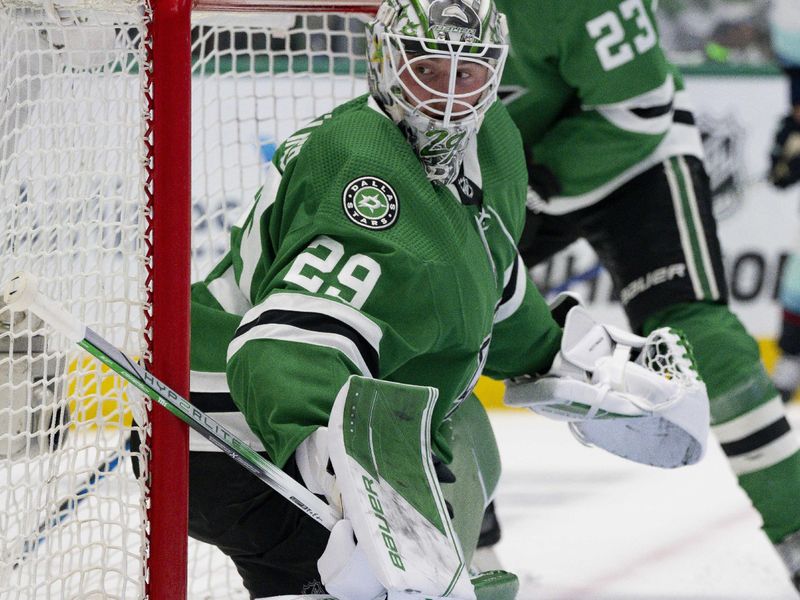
[0,0,378,598]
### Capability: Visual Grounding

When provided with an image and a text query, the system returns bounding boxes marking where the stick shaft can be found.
[79,328,339,529]
[3,272,339,530]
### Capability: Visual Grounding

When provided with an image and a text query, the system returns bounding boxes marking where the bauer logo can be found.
[343,176,399,230]
[362,475,405,571]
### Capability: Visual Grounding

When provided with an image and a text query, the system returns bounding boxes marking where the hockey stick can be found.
[1,272,340,531]
[2,273,520,598]
[8,439,130,569]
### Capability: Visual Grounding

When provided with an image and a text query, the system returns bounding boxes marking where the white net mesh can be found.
[637,327,702,389]
[0,4,371,599]
[1,4,151,599]
[190,13,370,280]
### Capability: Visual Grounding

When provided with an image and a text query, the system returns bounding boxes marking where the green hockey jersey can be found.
[190,95,562,467]
[494,0,704,213]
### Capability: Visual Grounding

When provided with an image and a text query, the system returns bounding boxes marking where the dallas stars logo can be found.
[342,176,399,230]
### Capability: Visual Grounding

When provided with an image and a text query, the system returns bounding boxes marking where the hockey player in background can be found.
[487,0,800,590]
[767,0,800,406]
[180,0,709,598]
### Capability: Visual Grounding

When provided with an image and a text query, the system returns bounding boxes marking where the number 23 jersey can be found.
[495,0,704,212]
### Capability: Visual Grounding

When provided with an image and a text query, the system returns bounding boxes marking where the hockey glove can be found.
[505,305,710,468]
[769,114,800,189]
[524,147,562,212]
[0,301,68,459]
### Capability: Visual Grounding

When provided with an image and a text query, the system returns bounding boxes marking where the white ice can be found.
[490,405,800,600]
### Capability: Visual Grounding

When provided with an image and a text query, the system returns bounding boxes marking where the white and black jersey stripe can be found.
[593,75,675,136]
[540,88,704,215]
[713,396,800,475]
[664,155,722,302]
[495,253,526,324]
[227,292,383,378]
[485,206,527,324]
[188,370,266,452]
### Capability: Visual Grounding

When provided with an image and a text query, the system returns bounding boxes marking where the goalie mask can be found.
[367,0,509,185]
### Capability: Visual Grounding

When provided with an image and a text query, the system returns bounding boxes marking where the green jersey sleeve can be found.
[192,97,564,466]
[496,0,696,201]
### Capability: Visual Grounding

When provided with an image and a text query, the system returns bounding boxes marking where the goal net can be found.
[0,1,376,598]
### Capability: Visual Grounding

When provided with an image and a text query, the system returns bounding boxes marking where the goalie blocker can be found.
[505,304,710,468]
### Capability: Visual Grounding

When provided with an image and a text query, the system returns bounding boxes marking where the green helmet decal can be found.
[366,0,509,185]
[427,0,482,42]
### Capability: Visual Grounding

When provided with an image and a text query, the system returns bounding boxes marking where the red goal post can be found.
[0,1,379,598]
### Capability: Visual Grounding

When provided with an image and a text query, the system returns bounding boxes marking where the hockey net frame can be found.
[0,0,379,598]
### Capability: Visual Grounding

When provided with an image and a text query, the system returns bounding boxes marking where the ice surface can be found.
[490,406,800,600]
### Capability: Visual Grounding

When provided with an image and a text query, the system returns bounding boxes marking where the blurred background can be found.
[516,0,800,400]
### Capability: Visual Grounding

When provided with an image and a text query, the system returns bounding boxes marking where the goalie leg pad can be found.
[442,394,501,566]
[325,375,475,600]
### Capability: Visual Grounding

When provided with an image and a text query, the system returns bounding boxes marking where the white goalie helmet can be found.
[366,0,509,184]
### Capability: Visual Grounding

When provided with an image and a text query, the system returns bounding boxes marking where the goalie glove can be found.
[505,306,710,468]
[0,301,68,459]
[769,114,800,189]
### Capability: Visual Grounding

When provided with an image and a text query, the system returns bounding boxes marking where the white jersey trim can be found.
[241,292,383,350]
[207,265,251,316]
[228,292,383,377]
[190,370,229,393]
[494,254,527,324]
[725,434,800,476]
[189,411,266,452]
[239,163,282,302]
[713,396,787,443]
[712,395,799,475]
[536,90,704,215]
[227,323,375,377]
[592,74,675,136]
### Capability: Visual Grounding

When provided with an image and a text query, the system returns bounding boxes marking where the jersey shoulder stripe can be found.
[495,253,526,324]
[228,291,383,377]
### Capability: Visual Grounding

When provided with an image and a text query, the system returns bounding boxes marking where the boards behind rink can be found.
[0,1,378,597]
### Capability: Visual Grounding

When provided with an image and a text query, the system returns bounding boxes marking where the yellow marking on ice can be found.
[760,337,799,403]
[759,338,779,373]
[67,353,135,427]
[475,376,526,412]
